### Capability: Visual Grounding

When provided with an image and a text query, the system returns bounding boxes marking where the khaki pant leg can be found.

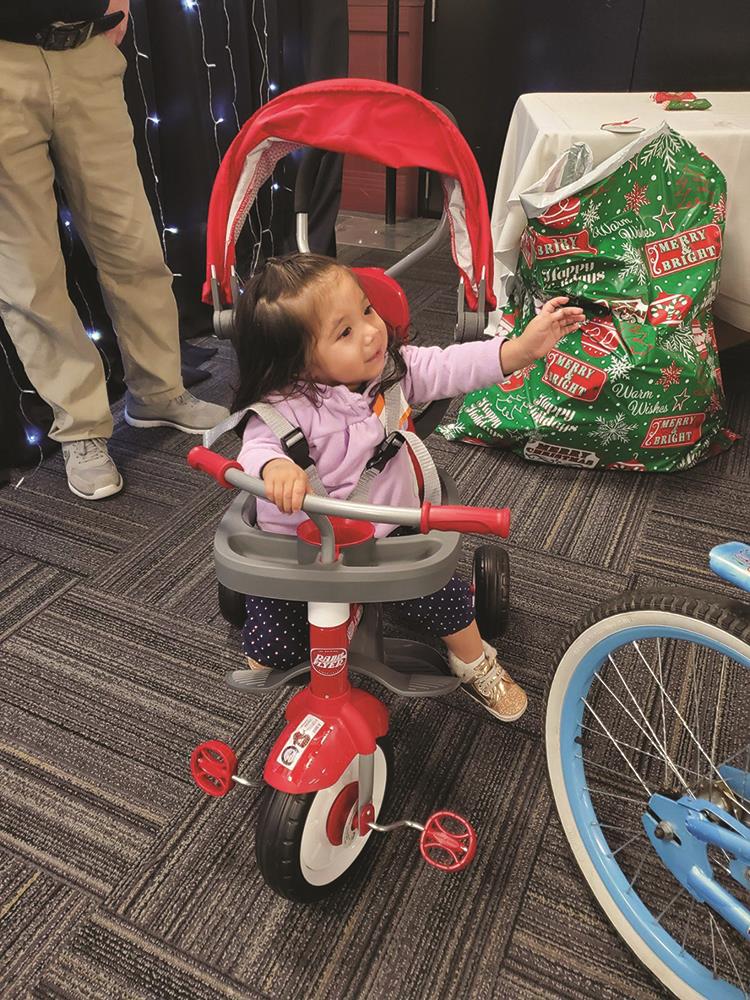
[0,40,113,442]
[48,36,184,404]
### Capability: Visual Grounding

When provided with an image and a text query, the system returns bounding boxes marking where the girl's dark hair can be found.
[232,253,406,421]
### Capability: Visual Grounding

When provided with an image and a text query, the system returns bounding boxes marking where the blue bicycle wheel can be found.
[546,591,750,999]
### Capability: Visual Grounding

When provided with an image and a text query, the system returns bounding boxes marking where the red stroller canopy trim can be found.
[203,79,495,311]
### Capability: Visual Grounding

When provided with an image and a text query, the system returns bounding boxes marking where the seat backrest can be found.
[352,267,410,342]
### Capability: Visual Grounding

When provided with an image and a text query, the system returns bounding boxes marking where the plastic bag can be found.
[440,125,737,471]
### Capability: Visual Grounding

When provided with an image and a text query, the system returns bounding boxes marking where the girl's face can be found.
[307,271,388,389]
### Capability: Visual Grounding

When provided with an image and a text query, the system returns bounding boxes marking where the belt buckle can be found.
[366,431,405,472]
[41,21,93,50]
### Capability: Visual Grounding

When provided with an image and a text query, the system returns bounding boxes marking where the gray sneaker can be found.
[124,390,230,434]
[62,438,123,500]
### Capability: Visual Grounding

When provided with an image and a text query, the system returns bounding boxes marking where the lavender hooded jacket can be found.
[238,337,506,537]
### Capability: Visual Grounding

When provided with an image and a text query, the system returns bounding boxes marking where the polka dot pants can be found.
[242,575,475,669]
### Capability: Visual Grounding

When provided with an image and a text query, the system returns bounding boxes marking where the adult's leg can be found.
[48,36,183,405]
[0,40,113,442]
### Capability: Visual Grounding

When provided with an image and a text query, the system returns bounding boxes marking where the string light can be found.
[221,0,241,131]
[192,0,223,163]
[128,11,172,262]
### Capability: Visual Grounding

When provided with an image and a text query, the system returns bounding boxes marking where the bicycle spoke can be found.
[656,886,685,924]
[594,665,691,795]
[712,912,747,996]
[580,724,708,782]
[709,656,728,771]
[631,641,750,819]
[656,637,669,785]
[680,896,695,954]
[581,699,652,796]
[628,850,647,892]
[589,785,647,808]
[611,831,644,857]
[709,911,718,980]
[688,643,702,785]
[575,754,650,789]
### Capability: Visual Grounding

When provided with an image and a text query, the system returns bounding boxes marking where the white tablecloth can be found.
[491,92,750,330]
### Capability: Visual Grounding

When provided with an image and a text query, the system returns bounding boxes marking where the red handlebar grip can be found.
[187,446,242,488]
[420,502,510,538]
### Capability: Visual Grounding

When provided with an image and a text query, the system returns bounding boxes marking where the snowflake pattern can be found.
[639,130,688,174]
[625,182,650,213]
[620,236,648,284]
[582,202,600,228]
[607,355,634,381]
[593,414,631,446]
[657,361,683,389]
[711,193,727,222]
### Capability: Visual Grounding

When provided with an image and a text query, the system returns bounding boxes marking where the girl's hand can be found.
[500,297,585,374]
[262,459,311,513]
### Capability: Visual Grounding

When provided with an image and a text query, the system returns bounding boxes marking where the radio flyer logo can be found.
[311,647,348,676]
[276,714,325,771]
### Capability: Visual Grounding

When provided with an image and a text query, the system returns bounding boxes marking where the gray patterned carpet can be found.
[2,240,749,1000]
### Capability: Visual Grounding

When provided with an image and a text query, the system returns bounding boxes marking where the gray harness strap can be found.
[202,403,328,496]
[203,382,442,505]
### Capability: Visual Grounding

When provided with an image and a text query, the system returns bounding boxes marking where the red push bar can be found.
[188,445,242,488]
[419,502,510,538]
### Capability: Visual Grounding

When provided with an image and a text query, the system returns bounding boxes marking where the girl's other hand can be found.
[262,459,311,513]
[500,297,585,374]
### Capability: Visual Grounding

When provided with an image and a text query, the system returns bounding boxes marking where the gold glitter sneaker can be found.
[451,642,528,722]
[464,656,528,722]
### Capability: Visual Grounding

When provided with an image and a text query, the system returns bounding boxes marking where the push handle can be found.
[419,502,510,538]
[188,446,242,488]
[188,446,512,538]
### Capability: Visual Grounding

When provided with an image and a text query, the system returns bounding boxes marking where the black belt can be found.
[2,11,124,51]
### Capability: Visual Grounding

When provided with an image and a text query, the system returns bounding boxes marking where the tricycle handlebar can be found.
[187,446,510,539]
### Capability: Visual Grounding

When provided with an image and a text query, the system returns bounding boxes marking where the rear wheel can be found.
[255,737,393,901]
[218,582,247,627]
[473,545,510,638]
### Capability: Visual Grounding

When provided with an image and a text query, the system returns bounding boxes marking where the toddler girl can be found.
[234,253,583,722]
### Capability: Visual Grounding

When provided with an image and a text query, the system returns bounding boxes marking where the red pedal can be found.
[419,810,477,871]
[190,740,237,797]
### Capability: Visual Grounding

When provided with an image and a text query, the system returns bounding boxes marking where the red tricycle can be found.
[189,444,511,901]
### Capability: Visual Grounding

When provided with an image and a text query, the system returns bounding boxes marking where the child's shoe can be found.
[448,641,528,722]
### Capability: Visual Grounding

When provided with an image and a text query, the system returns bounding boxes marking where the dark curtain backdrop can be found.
[1,0,348,474]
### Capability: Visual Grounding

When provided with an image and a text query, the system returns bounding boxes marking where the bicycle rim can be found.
[547,602,750,999]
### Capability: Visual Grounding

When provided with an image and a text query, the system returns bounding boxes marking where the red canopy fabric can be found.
[203,78,495,312]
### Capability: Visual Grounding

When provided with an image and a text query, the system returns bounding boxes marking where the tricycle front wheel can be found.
[255,738,393,902]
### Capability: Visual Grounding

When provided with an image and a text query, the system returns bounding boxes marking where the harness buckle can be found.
[280,428,311,468]
[366,431,406,472]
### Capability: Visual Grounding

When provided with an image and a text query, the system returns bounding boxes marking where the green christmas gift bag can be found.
[440,124,738,471]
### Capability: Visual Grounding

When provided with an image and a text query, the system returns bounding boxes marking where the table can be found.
[490,92,750,331]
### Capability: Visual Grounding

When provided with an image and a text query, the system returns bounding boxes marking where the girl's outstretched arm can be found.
[499,297,584,374]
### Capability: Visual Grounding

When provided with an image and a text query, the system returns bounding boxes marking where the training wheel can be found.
[190,739,237,797]
[419,810,477,871]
